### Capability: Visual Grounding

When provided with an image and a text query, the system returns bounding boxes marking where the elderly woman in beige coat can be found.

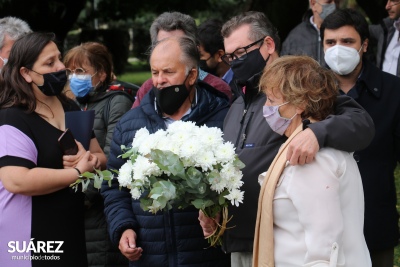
[253,55,371,267]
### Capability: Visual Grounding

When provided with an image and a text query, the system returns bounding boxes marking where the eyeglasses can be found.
[221,36,266,65]
[65,67,86,77]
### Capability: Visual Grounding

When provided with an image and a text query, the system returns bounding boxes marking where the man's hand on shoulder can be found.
[286,128,319,165]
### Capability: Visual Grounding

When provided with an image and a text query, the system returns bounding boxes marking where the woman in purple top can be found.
[0,32,106,267]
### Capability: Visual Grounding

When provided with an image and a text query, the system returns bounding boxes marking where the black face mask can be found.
[152,75,191,115]
[33,69,68,96]
[199,60,217,76]
[231,48,269,86]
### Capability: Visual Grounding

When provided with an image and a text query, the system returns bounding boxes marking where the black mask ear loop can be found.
[186,69,196,108]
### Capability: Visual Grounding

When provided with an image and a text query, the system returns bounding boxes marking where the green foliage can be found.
[70,169,114,192]
[118,71,150,87]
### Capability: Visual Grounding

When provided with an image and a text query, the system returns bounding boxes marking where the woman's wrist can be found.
[73,167,81,176]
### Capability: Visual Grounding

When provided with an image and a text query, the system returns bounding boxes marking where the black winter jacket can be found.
[101,83,230,267]
[345,60,400,251]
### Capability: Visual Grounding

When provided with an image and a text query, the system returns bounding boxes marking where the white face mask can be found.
[324,45,363,75]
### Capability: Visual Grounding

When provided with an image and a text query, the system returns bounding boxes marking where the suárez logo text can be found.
[8,239,64,253]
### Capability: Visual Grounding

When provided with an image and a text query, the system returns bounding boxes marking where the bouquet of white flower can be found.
[72,121,245,246]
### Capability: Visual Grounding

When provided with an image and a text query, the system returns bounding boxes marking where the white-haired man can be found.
[0,16,31,70]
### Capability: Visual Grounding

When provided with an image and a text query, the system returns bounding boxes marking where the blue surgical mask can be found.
[69,74,94,98]
[263,102,297,135]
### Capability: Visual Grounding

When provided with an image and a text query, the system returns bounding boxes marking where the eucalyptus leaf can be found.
[149,186,164,200]
[219,191,229,205]
[151,149,185,178]
[191,199,215,210]
[140,198,153,212]
[82,179,91,192]
[233,156,246,169]
[81,172,95,179]
[186,167,202,187]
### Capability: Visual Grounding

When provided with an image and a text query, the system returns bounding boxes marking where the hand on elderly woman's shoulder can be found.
[286,128,319,166]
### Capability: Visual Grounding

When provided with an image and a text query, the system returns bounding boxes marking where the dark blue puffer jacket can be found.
[101,82,230,267]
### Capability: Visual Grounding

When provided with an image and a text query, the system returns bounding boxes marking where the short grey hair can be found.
[149,12,198,45]
[221,11,281,53]
[0,17,32,50]
[151,36,199,76]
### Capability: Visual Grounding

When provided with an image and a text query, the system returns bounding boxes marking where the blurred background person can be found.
[253,55,371,267]
[132,11,232,108]
[63,41,132,267]
[197,18,232,83]
[370,0,400,76]
[280,0,337,67]
[0,32,105,267]
[64,42,133,157]
[0,16,31,71]
[197,18,236,101]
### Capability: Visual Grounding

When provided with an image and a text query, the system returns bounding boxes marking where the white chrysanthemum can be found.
[147,129,166,147]
[132,155,161,183]
[224,188,244,207]
[117,161,134,187]
[130,187,142,199]
[180,139,201,160]
[194,150,217,171]
[196,126,224,150]
[170,144,181,155]
[209,176,227,194]
[168,131,191,149]
[132,128,150,149]
[167,121,197,135]
[156,135,174,152]
[226,171,244,191]
[214,142,236,163]
[220,163,244,190]
[137,134,158,155]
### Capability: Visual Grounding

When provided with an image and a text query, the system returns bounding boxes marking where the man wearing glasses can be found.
[210,11,375,267]
[370,0,400,76]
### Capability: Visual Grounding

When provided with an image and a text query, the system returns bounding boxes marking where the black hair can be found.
[320,8,370,43]
[197,19,224,55]
[0,32,68,111]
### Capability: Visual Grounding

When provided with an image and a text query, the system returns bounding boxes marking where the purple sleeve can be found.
[0,125,37,167]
